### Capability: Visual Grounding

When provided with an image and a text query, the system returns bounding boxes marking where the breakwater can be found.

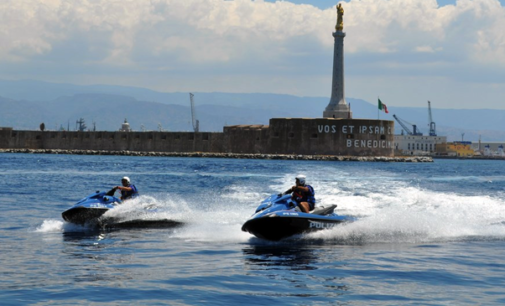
[0,148,433,162]
[0,118,395,157]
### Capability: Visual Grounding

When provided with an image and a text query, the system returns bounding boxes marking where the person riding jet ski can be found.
[280,174,315,213]
[113,176,139,201]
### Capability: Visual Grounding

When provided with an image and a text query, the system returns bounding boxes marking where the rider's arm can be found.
[294,185,310,192]
[116,186,133,191]
[283,186,296,195]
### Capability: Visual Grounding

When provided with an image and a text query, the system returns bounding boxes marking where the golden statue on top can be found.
[336,3,344,31]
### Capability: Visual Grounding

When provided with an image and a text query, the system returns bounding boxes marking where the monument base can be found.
[323,109,353,119]
[323,102,352,119]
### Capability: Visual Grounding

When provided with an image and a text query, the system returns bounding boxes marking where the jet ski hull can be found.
[62,206,110,225]
[242,212,348,241]
[103,219,185,229]
[62,190,120,226]
[242,194,354,241]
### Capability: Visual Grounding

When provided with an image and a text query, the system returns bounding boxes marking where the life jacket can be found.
[293,184,315,204]
[121,184,139,200]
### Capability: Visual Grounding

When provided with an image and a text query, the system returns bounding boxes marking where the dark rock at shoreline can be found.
[0,148,433,162]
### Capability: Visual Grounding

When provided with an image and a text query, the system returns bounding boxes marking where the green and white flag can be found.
[378,99,389,113]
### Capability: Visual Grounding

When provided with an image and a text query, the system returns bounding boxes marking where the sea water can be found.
[1,153,505,305]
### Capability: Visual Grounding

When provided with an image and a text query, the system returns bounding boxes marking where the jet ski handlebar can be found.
[106,188,117,196]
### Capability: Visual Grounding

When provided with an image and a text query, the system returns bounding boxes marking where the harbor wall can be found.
[0,118,395,156]
[0,130,225,153]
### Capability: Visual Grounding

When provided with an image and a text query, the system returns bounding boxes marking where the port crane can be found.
[393,114,423,136]
[75,118,87,132]
[428,101,437,136]
[189,93,199,133]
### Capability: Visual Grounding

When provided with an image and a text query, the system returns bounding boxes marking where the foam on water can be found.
[35,219,65,232]
[308,185,505,244]
[101,195,191,223]
[168,187,262,242]
[35,219,91,233]
[34,166,505,244]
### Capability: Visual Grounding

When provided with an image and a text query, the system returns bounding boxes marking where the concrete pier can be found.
[0,148,433,162]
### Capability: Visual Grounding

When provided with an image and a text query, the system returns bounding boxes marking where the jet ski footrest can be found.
[310,204,337,215]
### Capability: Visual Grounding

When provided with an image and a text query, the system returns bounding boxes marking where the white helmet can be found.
[122,176,130,184]
[295,174,306,185]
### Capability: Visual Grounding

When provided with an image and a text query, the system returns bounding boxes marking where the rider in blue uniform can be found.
[282,174,315,213]
[114,176,139,201]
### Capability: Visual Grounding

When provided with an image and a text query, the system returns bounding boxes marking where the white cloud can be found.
[0,0,504,108]
[414,46,437,53]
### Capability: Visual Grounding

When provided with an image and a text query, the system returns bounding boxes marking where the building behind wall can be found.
[394,135,447,156]
[471,141,505,156]
[446,141,475,157]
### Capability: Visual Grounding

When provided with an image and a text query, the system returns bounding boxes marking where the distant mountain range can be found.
[1,79,504,142]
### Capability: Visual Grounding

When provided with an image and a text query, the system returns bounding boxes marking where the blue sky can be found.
[1,0,504,109]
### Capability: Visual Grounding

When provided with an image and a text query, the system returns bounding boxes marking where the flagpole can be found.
[378,96,380,120]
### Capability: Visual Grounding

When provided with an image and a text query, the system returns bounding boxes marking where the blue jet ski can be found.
[241,194,355,241]
[62,189,121,225]
[62,189,185,229]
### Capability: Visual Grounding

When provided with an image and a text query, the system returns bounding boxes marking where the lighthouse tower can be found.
[323,3,352,119]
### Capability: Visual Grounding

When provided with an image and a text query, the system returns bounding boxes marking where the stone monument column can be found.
[323,3,352,119]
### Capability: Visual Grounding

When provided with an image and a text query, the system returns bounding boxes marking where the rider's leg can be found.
[299,202,310,213]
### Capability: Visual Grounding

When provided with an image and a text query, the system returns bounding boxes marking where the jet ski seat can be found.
[310,204,337,216]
